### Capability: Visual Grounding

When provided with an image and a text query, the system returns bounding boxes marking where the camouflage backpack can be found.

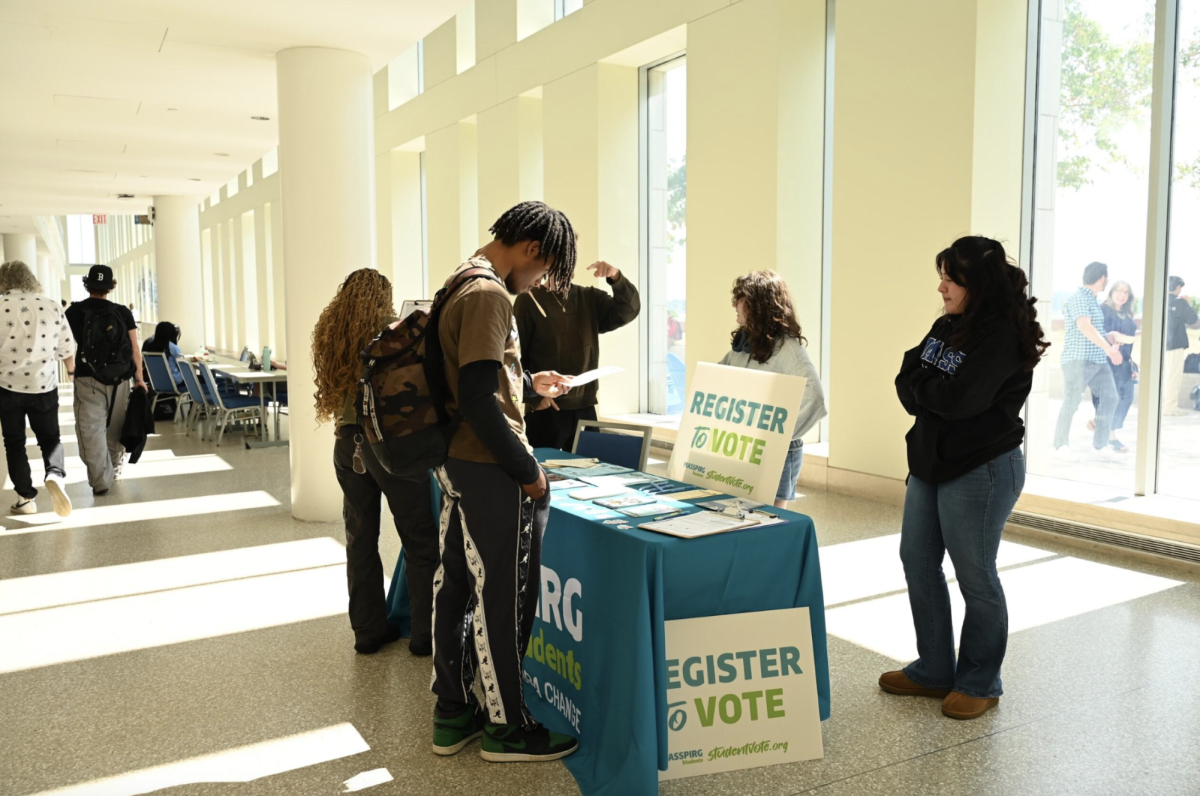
[355,265,503,476]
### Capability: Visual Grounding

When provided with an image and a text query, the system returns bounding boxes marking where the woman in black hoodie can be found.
[881,236,1049,720]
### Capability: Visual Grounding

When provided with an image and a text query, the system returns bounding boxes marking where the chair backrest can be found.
[572,420,653,471]
[177,360,211,407]
[197,363,230,410]
[144,353,178,395]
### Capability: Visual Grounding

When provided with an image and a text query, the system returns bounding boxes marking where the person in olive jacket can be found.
[882,236,1049,721]
[513,260,640,450]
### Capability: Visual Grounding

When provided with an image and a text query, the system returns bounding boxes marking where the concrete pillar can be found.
[36,253,53,298]
[153,196,205,353]
[277,47,376,522]
[425,121,478,288]
[376,147,426,304]
[544,64,639,413]
[688,0,826,427]
[478,95,543,246]
[3,234,37,275]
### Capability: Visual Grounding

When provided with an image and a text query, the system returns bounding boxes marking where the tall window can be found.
[420,150,430,299]
[1161,1,1200,498]
[644,56,687,415]
[555,0,583,20]
[66,215,96,264]
[1028,0,1155,492]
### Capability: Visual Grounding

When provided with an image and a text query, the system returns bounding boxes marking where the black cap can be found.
[84,264,115,290]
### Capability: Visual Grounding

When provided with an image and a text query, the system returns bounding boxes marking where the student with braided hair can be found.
[430,201,580,763]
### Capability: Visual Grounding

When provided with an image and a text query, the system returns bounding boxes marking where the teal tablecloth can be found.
[387,450,829,796]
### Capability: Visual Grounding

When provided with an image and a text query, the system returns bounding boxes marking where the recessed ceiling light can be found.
[214,152,229,157]
[167,107,178,111]
[140,175,148,178]
[188,177,202,181]
[251,116,270,121]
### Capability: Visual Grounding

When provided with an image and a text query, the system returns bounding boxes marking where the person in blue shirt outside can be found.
[1052,261,1125,463]
[142,321,185,389]
[1088,281,1138,452]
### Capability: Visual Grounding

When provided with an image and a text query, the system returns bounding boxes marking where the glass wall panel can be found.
[645,56,687,415]
[1160,2,1200,497]
[1028,0,1156,492]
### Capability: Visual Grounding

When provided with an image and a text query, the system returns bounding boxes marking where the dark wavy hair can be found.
[730,271,806,364]
[937,236,1050,371]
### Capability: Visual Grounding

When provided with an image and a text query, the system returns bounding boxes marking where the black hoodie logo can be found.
[920,338,966,375]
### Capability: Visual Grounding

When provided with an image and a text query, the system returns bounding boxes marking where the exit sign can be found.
[92,214,107,224]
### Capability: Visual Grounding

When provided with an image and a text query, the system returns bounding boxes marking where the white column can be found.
[154,196,205,352]
[277,47,376,522]
[3,234,37,274]
[36,253,53,298]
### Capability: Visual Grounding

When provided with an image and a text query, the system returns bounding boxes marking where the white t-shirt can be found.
[0,291,77,394]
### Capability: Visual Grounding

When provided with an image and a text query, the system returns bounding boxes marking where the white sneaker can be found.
[1093,446,1125,463]
[1053,446,1080,462]
[113,453,127,483]
[44,473,72,518]
[11,498,36,515]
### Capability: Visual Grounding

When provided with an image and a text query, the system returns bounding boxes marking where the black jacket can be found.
[1167,294,1198,352]
[896,315,1033,484]
[120,386,156,464]
[513,274,640,411]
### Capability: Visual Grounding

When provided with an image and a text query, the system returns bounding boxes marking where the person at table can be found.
[431,201,579,763]
[513,260,640,450]
[143,321,186,389]
[312,268,440,657]
[885,236,1049,720]
[720,271,826,509]
[1088,281,1138,451]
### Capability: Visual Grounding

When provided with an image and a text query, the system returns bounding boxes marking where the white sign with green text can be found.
[667,363,807,501]
[660,608,823,781]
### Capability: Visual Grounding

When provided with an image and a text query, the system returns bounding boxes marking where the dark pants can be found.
[0,387,65,501]
[431,458,551,726]
[900,450,1025,699]
[1091,368,1135,432]
[333,431,439,647]
[524,405,597,451]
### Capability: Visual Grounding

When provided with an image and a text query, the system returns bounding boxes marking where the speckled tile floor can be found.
[2,400,1199,795]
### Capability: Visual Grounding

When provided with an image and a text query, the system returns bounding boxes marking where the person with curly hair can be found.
[719,271,826,509]
[883,236,1049,721]
[0,260,76,517]
[312,268,439,657]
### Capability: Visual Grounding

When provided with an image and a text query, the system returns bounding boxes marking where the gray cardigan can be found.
[719,336,827,442]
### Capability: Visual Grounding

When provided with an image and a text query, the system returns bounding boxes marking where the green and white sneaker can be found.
[432,704,486,756]
[480,722,579,763]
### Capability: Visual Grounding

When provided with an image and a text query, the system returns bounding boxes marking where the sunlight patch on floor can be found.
[1,491,280,534]
[29,723,370,796]
[819,533,1057,607]
[0,537,347,615]
[825,556,1183,662]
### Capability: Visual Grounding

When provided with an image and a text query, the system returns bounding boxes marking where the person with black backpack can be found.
[65,265,146,495]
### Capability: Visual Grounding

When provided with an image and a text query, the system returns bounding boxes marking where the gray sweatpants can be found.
[73,376,130,492]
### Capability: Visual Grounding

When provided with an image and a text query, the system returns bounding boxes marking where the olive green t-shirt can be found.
[438,258,532,462]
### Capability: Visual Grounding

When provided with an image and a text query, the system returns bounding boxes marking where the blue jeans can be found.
[900,449,1025,698]
[776,440,804,502]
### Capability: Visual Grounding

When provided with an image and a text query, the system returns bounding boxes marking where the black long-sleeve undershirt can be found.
[457,360,540,485]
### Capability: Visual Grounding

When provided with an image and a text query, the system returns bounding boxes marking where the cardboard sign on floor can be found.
[660,607,823,781]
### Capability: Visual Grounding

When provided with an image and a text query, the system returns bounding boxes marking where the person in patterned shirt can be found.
[1053,261,1126,463]
[0,260,76,517]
